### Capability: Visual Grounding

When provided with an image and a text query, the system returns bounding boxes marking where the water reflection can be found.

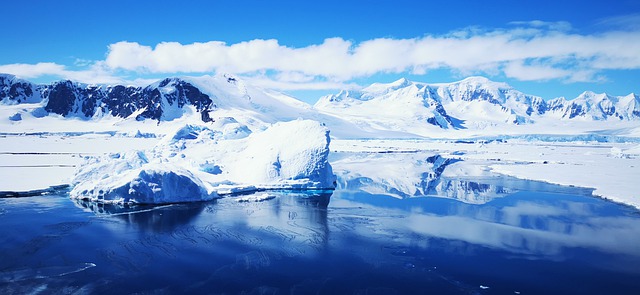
[333,189,640,265]
[2,185,640,294]
[327,151,637,265]
[333,152,594,204]
[73,191,332,236]
[73,198,208,232]
[212,191,333,254]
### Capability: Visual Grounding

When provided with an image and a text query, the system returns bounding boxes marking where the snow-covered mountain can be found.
[1,74,215,122]
[0,74,44,104]
[0,73,390,138]
[315,76,640,134]
[546,91,640,120]
[2,73,639,138]
[314,78,457,130]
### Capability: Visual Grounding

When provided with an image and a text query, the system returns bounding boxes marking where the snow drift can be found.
[70,119,336,204]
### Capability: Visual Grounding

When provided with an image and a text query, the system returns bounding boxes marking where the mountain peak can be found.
[362,77,414,94]
[575,91,616,103]
[578,90,599,97]
[459,76,492,83]
[0,73,17,80]
[452,76,511,89]
[0,73,34,86]
[391,77,411,86]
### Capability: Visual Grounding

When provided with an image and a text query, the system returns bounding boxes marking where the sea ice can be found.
[331,139,640,209]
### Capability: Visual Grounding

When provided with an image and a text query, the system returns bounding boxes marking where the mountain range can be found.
[315,76,640,130]
[0,74,214,122]
[1,73,639,137]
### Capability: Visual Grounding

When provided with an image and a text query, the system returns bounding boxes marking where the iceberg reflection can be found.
[73,198,208,232]
[73,191,332,236]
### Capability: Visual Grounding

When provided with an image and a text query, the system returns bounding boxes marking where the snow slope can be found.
[0,73,411,139]
[177,74,418,138]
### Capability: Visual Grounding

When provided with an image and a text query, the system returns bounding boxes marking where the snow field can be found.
[2,134,638,209]
[0,135,159,192]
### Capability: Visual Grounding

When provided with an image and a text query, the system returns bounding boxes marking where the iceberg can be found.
[70,119,336,204]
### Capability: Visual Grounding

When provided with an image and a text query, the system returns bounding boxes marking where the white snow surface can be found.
[3,74,638,140]
[2,74,639,209]
[0,73,411,139]
[314,76,640,138]
[332,139,640,209]
[0,135,159,192]
[69,119,336,204]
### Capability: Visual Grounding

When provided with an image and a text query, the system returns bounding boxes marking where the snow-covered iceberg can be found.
[70,119,336,204]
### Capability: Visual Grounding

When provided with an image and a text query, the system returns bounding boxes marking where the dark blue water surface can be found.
[1,183,640,294]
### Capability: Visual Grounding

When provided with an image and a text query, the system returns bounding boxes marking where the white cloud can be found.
[101,25,640,84]
[595,13,640,31]
[0,62,66,78]
[503,61,571,81]
[2,22,640,89]
[274,71,316,83]
[0,61,123,84]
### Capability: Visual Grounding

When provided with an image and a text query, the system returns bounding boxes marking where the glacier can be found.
[69,119,336,204]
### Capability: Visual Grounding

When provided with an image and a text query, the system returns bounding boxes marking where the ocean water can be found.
[1,183,639,294]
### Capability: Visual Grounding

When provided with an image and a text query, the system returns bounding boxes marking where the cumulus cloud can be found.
[101,24,640,84]
[0,62,123,84]
[500,56,607,83]
[2,21,640,90]
[0,62,66,78]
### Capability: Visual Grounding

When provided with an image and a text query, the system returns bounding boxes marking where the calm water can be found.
[1,182,640,294]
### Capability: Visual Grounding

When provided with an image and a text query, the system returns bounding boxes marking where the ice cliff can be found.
[70,119,336,204]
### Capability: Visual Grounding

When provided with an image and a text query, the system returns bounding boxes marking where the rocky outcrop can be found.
[1,74,215,122]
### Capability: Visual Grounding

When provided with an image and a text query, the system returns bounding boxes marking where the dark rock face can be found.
[426,103,454,128]
[420,86,455,128]
[1,74,215,122]
[155,78,214,122]
[0,75,38,103]
[45,81,78,116]
[105,85,140,118]
[546,98,566,112]
[461,88,502,105]
[528,97,548,115]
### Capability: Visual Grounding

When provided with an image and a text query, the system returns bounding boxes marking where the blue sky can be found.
[1,0,639,103]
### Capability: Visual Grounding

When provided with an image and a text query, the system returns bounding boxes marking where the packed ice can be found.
[69,119,336,204]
